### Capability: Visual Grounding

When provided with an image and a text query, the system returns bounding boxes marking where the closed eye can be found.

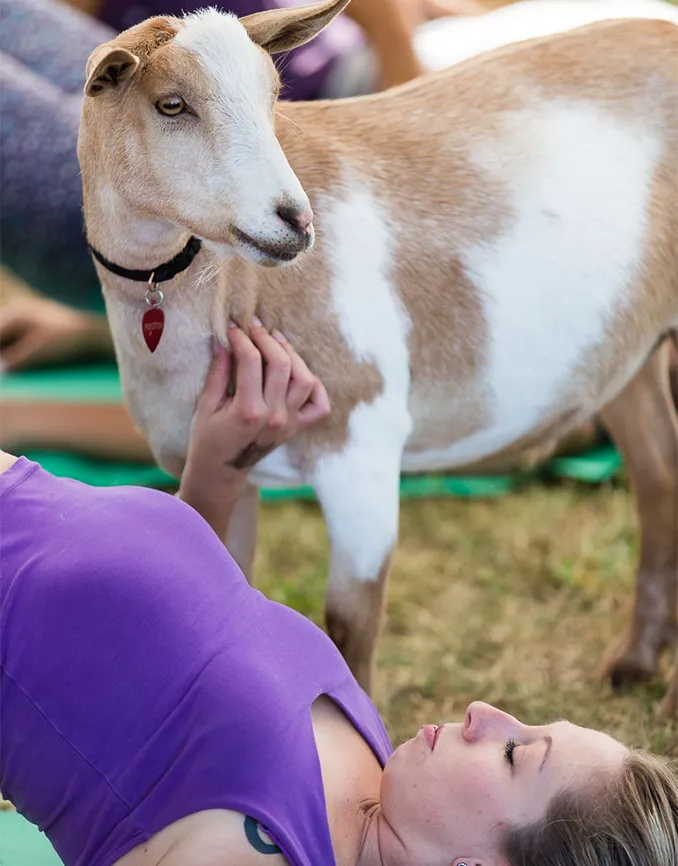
[504,738,518,767]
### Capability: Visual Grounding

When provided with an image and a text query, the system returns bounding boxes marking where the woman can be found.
[1,322,677,866]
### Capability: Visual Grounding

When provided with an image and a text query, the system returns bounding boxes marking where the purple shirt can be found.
[0,459,392,866]
[99,0,364,101]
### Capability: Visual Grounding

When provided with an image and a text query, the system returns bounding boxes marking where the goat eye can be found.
[156,97,186,117]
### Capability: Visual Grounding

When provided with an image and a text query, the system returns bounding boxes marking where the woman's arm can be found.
[177,321,330,539]
[115,808,290,866]
[343,0,484,90]
[0,401,153,462]
[343,0,423,88]
[0,294,114,370]
[0,311,329,538]
[0,296,149,461]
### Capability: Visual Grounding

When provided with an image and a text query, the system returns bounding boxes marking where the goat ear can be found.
[240,0,352,55]
[85,46,140,97]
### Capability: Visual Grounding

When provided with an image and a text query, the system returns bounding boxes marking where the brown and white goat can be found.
[78,2,678,712]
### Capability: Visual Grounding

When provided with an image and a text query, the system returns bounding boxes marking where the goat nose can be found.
[276,203,314,234]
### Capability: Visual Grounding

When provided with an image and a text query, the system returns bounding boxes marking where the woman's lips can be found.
[421,724,444,750]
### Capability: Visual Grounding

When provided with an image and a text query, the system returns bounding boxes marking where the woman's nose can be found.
[462,701,522,743]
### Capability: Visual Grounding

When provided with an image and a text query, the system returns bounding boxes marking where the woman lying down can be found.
[1,322,676,866]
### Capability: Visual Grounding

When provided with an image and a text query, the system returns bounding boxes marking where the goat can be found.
[78,1,678,713]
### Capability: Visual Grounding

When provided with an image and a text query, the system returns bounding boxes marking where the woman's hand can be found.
[0,295,113,371]
[178,319,330,538]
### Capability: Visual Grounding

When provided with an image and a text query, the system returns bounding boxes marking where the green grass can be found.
[257,478,678,755]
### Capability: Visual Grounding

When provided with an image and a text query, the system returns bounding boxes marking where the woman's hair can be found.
[502,749,678,866]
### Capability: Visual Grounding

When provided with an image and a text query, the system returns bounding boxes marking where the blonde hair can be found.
[502,750,678,866]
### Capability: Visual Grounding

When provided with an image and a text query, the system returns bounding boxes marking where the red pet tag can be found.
[142,279,165,353]
[142,306,165,353]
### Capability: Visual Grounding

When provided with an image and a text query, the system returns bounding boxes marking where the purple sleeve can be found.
[99,0,364,101]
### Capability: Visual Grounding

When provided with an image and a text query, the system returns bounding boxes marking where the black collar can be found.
[88,236,202,284]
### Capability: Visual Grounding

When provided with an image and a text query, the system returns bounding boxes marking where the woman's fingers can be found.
[228,325,266,424]
[248,319,292,428]
[266,328,331,426]
[298,378,332,426]
[198,339,233,414]
[220,320,330,445]
[270,329,318,412]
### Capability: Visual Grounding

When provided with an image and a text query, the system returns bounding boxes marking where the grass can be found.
[256,476,678,756]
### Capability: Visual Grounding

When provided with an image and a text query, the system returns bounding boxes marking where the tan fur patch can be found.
[112,16,180,61]
[212,228,385,467]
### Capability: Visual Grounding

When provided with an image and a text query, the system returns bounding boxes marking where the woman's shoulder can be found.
[111,701,381,866]
[0,459,240,621]
[114,810,290,866]
[311,695,383,853]
[1,458,215,561]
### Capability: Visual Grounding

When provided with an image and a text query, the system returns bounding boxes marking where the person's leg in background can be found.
[0,0,116,309]
[0,400,153,462]
[0,55,102,310]
[0,0,112,94]
[0,0,137,459]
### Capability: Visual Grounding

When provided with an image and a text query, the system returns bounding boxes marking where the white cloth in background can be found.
[323,0,678,99]
[415,0,678,71]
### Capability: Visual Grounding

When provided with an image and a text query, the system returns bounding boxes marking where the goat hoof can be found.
[604,641,660,689]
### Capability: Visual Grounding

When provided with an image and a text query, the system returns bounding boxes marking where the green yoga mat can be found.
[0,363,623,496]
[0,812,62,866]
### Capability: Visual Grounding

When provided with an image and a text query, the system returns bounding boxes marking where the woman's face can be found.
[380,701,628,866]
